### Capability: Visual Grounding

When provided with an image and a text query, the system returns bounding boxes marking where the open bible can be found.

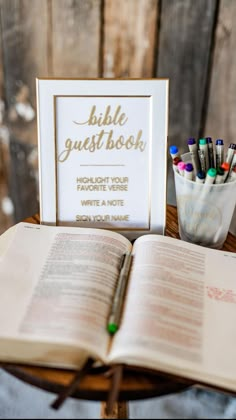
[0,222,236,395]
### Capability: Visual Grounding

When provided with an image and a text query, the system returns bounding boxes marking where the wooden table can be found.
[2,205,236,418]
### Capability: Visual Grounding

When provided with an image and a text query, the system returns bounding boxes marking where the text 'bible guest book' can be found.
[1,223,236,395]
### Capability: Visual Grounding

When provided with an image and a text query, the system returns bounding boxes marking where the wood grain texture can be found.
[204,0,236,145]
[0,15,4,98]
[51,0,102,77]
[100,401,128,419]
[0,0,48,145]
[157,0,217,145]
[0,0,48,223]
[204,0,236,235]
[9,140,38,223]
[103,0,158,77]
[0,16,12,233]
[0,174,13,235]
[0,0,48,108]
[157,0,217,205]
[2,362,191,402]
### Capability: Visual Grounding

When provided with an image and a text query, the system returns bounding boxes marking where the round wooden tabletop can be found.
[2,205,236,402]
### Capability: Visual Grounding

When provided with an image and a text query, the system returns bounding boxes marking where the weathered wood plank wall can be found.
[0,0,49,229]
[0,1,12,233]
[51,0,102,77]
[205,0,236,233]
[157,0,218,203]
[103,0,158,78]
[0,0,236,235]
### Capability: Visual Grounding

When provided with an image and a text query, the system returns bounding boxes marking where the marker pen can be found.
[172,156,181,173]
[215,167,225,184]
[226,166,236,183]
[187,137,200,174]
[198,149,206,173]
[169,145,180,159]
[221,162,230,182]
[184,163,194,180]
[177,161,186,176]
[226,143,236,165]
[229,151,236,173]
[206,137,214,168]
[215,139,224,168]
[196,170,206,184]
[205,168,217,184]
[199,138,209,171]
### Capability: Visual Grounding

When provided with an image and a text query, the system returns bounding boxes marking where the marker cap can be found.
[217,167,224,176]
[107,323,118,334]
[185,163,193,172]
[187,138,195,145]
[207,168,217,178]
[230,143,236,149]
[173,156,181,165]
[197,170,206,180]
[177,161,186,171]
[206,137,212,144]
[199,138,207,145]
[221,162,230,171]
[169,145,178,155]
[216,139,224,145]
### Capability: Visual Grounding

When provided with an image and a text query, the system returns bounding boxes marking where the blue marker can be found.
[196,170,206,184]
[169,145,180,159]
[215,139,224,168]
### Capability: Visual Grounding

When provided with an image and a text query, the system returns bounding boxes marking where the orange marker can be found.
[221,162,230,182]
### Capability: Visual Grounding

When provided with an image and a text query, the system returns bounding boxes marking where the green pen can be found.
[107,252,133,335]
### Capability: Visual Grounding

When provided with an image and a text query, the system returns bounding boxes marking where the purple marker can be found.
[184,163,194,180]
[187,137,200,174]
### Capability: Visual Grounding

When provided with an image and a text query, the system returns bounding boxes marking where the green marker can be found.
[107,252,132,335]
[199,138,209,172]
[205,168,217,184]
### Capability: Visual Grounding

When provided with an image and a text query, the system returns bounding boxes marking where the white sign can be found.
[37,79,168,239]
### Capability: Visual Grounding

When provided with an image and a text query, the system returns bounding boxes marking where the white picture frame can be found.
[36,78,169,240]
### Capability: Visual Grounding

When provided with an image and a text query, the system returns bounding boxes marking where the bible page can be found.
[0,224,16,260]
[0,223,131,367]
[108,235,236,392]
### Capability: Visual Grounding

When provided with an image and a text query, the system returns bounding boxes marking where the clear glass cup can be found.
[174,171,236,249]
